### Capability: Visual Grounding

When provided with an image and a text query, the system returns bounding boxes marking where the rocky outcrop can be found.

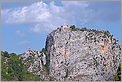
[45,25,121,81]
[20,49,49,81]
[20,25,121,81]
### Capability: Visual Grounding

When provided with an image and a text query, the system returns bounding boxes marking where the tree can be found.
[1,51,40,81]
[1,51,10,58]
[41,48,47,54]
[70,25,76,31]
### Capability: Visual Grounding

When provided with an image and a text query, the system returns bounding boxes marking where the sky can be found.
[1,0,121,54]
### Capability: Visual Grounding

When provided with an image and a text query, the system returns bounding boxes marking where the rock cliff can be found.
[21,25,121,81]
[45,25,121,81]
[20,49,50,80]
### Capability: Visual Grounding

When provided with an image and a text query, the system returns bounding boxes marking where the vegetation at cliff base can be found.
[114,64,121,81]
[1,51,40,81]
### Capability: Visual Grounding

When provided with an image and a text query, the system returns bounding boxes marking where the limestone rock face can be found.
[45,26,121,81]
[20,49,49,81]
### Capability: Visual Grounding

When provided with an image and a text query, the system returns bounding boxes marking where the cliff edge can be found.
[45,25,121,81]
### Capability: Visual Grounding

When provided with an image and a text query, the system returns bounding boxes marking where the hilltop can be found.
[1,25,121,81]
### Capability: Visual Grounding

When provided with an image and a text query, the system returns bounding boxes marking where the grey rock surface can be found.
[45,25,121,81]
[20,49,49,81]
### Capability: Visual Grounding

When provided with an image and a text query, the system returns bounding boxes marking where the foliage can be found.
[104,31,110,36]
[69,25,110,36]
[27,57,34,62]
[114,64,121,81]
[80,27,87,31]
[41,48,47,55]
[20,71,40,81]
[70,25,77,31]
[1,51,10,58]
[1,51,40,81]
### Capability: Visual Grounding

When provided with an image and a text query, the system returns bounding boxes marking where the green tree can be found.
[1,51,10,58]
[70,25,77,31]
[1,51,40,81]
[41,48,47,54]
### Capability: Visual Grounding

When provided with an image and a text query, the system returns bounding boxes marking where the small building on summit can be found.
[62,24,70,29]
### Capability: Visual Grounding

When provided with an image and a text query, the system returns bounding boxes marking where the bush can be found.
[1,51,10,58]
[41,48,47,55]
[114,64,121,81]
[70,25,77,31]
